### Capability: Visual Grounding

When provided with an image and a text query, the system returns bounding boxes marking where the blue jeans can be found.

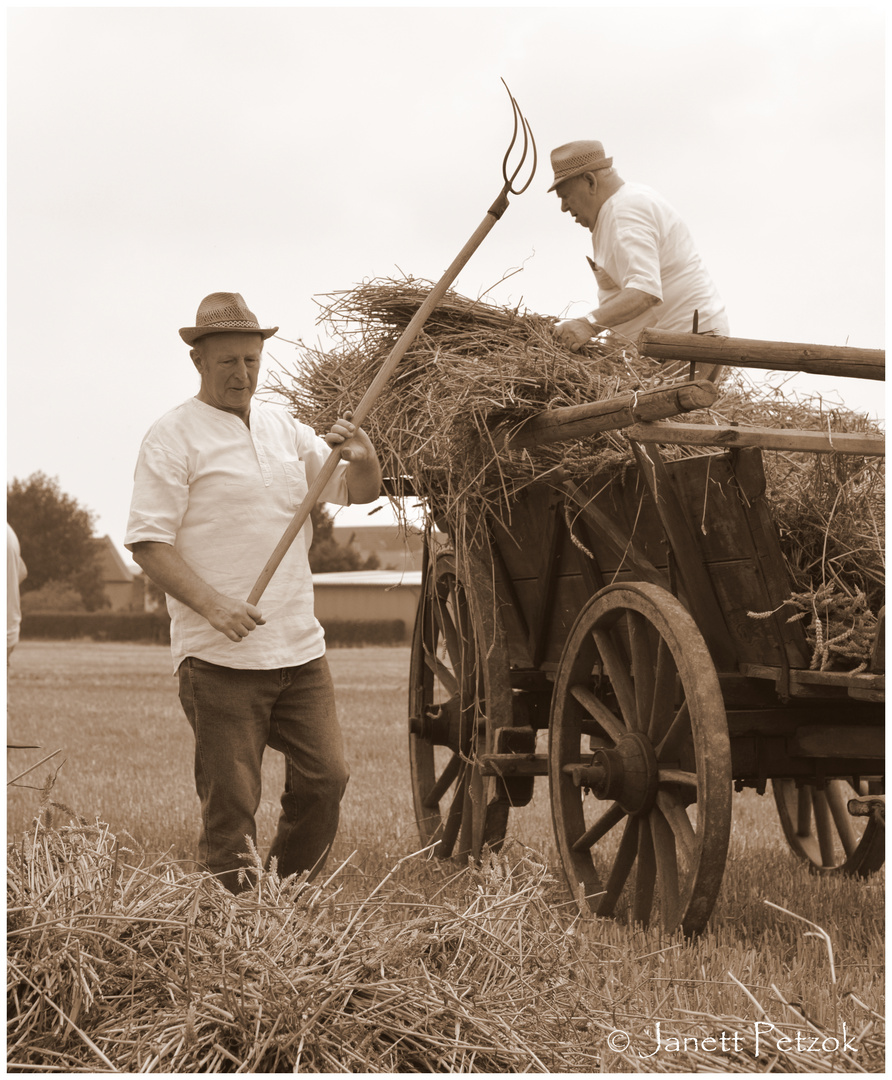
[177,655,349,893]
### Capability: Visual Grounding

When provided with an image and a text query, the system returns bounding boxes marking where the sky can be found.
[6,4,886,567]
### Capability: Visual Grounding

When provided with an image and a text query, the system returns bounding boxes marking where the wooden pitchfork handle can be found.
[246,82,536,607]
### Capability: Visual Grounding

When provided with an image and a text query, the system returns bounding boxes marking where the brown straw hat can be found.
[547,140,614,192]
[179,292,278,345]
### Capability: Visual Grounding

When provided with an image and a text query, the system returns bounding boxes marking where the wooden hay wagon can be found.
[405,332,885,936]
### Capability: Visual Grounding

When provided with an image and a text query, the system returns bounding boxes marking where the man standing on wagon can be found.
[125,292,382,893]
[549,140,728,381]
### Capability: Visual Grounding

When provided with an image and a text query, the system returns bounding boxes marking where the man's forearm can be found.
[591,286,660,328]
[555,287,661,351]
[129,542,222,618]
[128,541,265,641]
[345,456,383,505]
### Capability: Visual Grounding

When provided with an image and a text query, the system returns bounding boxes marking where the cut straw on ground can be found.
[7,809,885,1073]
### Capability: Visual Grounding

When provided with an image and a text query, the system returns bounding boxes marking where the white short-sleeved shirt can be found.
[591,182,729,340]
[125,397,350,673]
[7,525,27,649]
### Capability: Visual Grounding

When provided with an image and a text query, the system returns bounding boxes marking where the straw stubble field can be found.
[7,641,885,1072]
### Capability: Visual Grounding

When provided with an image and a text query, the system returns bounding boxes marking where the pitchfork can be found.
[247,81,536,605]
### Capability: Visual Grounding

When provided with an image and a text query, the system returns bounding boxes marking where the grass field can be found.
[7,641,886,1072]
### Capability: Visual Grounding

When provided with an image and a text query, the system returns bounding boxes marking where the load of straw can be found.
[269,277,884,668]
[8,810,884,1072]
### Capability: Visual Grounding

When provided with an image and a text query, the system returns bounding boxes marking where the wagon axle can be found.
[565,732,659,814]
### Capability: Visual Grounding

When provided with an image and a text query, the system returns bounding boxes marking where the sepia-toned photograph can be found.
[7,4,884,1073]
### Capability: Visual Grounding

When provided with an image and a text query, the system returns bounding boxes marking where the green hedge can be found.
[21,612,172,643]
[323,620,407,647]
[20,613,408,647]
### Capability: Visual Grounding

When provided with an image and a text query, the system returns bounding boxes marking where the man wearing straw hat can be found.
[549,141,728,381]
[125,292,382,893]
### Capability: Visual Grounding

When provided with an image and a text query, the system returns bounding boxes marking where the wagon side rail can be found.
[637,329,886,382]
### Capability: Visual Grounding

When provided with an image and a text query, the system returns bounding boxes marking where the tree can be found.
[7,472,107,611]
[308,504,380,573]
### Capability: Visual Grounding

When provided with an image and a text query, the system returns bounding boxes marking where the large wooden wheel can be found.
[408,549,513,860]
[772,778,885,875]
[549,582,732,935]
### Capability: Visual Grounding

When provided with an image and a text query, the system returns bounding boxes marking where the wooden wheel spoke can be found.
[571,801,626,852]
[796,784,814,837]
[453,601,477,698]
[632,815,657,926]
[654,701,690,761]
[422,648,458,697]
[436,763,469,858]
[431,593,462,671]
[569,684,627,745]
[825,781,858,857]
[811,788,838,868]
[459,768,478,856]
[422,752,460,809]
[656,790,697,868]
[598,816,639,917]
[591,627,638,729]
[647,637,677,743]
[773,779,884,875]
[658,768,698,789]
[650,807,681,926]
[628,611,656,733]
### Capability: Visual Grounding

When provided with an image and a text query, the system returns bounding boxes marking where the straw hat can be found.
[547,140,614,192]
[179,292,278,345]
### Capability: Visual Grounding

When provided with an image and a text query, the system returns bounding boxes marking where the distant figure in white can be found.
[7,524,28,663]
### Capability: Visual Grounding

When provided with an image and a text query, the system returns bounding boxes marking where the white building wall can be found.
[312,571,422,629]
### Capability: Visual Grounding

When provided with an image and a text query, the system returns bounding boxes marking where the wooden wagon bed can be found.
[405,331,884,935]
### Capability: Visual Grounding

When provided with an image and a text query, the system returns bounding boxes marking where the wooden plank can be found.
[479,753,549,777]
[509,575,590,666]
[503,379,718,449]
[726,449,810,668]
[530,501,564,668]
[563,479,670,590]
[661,452,802,666]
[637,330,885,381]
[488,537,536,670]
[565,507,608,597]
[490,487,557,579]
[849,688,885,703]
[741,662,885,697]
[626,421,884,456]
[705,561,789,667]
[791,727,885,760]
[726,706,848,738]
[630,442,739,669]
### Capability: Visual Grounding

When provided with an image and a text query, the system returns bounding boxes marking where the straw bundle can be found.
[270,277,884,668]
[8,815,573,1072]
[8,813,884,1073]
[268,277,662,525]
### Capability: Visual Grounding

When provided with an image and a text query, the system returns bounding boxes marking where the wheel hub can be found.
[409,695,468,751]
[570,732,659,814]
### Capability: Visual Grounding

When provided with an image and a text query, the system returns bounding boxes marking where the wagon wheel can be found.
[549,582,732,935]
[772,778,885,875]
[408,550,511,860]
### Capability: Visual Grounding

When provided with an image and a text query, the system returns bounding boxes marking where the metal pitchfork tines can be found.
[488,78,537,220]
[246,83,538,606]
